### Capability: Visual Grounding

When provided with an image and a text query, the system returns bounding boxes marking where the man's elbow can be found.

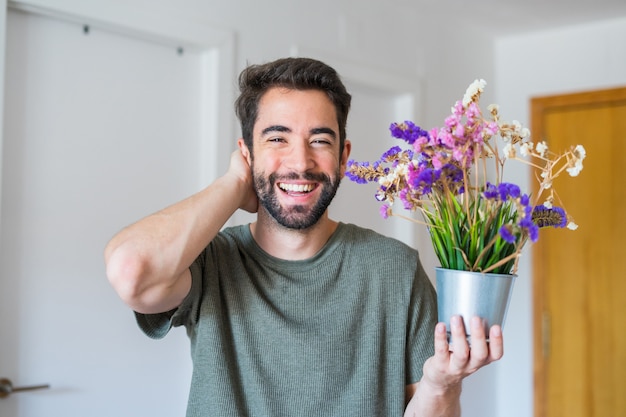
[105,245,150,310]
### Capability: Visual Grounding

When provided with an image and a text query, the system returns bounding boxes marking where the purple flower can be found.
[483,182,498,199]
[520,194,530,206]
[412,168,440,190]
[389,121,429,145]
[380,146,402,161]
[519,216,540,242]
[499,183,520,200]
[345,160,369,184]
[499,225,517,243]
[441,164,464,183]
[483,182,522,201]
[532,205,568,228]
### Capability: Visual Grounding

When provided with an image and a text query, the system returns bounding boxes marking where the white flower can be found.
[503,143,516,159]
[520,142,533,157]
[574,144,586,160]
[375,190,389,202]
[536,141,548,157]
[462,79,486,107]
[567,161,583,177]
[567,222,578,230]
[394,164,408,177]
[540,173,553,189]
[520,127,531,138]
[487,103,499,115]
[378,173,394,188]
[566,144,586,176]
[543,200,553,209]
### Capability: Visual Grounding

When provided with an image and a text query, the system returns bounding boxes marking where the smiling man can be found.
[105,57,503,417]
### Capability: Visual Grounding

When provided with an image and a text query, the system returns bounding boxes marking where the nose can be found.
[284,142,315,172]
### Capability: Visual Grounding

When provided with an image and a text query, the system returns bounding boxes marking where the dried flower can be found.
[347,80,585,274]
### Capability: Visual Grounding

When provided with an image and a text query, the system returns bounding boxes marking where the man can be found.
[105,57,503,417]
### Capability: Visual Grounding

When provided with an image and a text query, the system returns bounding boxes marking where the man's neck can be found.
[250,213,338,261]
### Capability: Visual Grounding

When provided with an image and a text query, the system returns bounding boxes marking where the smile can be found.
[278,182,316,193]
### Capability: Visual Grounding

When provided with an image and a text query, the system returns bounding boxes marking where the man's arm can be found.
[104,146,257,314]
[404,316,504,417]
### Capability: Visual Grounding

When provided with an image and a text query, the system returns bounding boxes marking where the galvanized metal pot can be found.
[435,267,516,340]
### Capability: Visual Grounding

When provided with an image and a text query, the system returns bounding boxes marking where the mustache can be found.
[268,171,331,184]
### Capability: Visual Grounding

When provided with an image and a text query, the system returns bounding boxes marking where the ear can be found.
[237,138,252,165]
[339,139,352,178]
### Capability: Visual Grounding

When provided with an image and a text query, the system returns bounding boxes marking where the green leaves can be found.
[424,191,519,274]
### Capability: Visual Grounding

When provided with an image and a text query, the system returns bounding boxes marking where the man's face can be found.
[248,87,350,230]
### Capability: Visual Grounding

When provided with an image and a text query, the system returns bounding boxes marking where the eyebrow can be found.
[311,127,337,139]
[261,125,337,140]
[262,125,291,136]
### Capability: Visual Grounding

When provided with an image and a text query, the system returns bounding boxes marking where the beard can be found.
[253,167,342,230]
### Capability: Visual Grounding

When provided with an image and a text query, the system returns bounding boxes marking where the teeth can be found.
[279,183,314,193]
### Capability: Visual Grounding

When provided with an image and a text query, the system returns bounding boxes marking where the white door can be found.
[0,8,215,416]
[327,78,428,256]
[329,82,411,242]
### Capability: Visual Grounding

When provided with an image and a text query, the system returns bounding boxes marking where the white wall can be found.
[492,16,626,417]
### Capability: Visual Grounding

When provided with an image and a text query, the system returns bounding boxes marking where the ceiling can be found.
[390,0,626,36]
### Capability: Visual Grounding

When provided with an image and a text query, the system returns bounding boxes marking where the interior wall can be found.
[493,16,626,417]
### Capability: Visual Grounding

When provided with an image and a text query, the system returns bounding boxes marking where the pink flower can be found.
[432,154,443,169]
[379,204,390,219]
[413,136,429,153]
[452,148,465,161]
[454,124,465,138]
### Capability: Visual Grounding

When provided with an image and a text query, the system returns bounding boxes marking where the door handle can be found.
[0,378,50,399]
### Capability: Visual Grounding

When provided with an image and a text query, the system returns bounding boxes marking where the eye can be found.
[311,137,333,146]
[268,137,286,143]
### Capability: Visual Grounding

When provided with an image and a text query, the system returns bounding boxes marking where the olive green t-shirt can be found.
[136,222,437,417]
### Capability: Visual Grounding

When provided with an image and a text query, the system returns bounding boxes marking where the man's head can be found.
[235,57,352,157]
[234,58,352,230]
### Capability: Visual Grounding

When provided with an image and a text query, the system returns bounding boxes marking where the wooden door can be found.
[532,87,626,417]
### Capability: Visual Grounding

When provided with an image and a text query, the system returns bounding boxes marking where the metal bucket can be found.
[435,267,516,339]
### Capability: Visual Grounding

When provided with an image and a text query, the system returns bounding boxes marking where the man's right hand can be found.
[228,145,258,214]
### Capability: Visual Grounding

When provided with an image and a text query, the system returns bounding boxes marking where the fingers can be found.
[488,325,504,361]
[426,316,504,390]
[443,316,504,370]
[227,149,258,213]
[448,316,470,367]
[433,322,450,357]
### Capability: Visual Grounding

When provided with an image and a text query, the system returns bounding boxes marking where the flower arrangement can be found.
[346,80,586,275]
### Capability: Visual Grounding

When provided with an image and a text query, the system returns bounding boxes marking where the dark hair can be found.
[235,57,351,153]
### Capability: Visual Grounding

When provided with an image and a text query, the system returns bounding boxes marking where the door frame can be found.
[0,0,236,237]
[531,85,626,417]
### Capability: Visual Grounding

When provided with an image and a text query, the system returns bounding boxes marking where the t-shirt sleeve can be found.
[406,259,438,384]
[134,251,205,339]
